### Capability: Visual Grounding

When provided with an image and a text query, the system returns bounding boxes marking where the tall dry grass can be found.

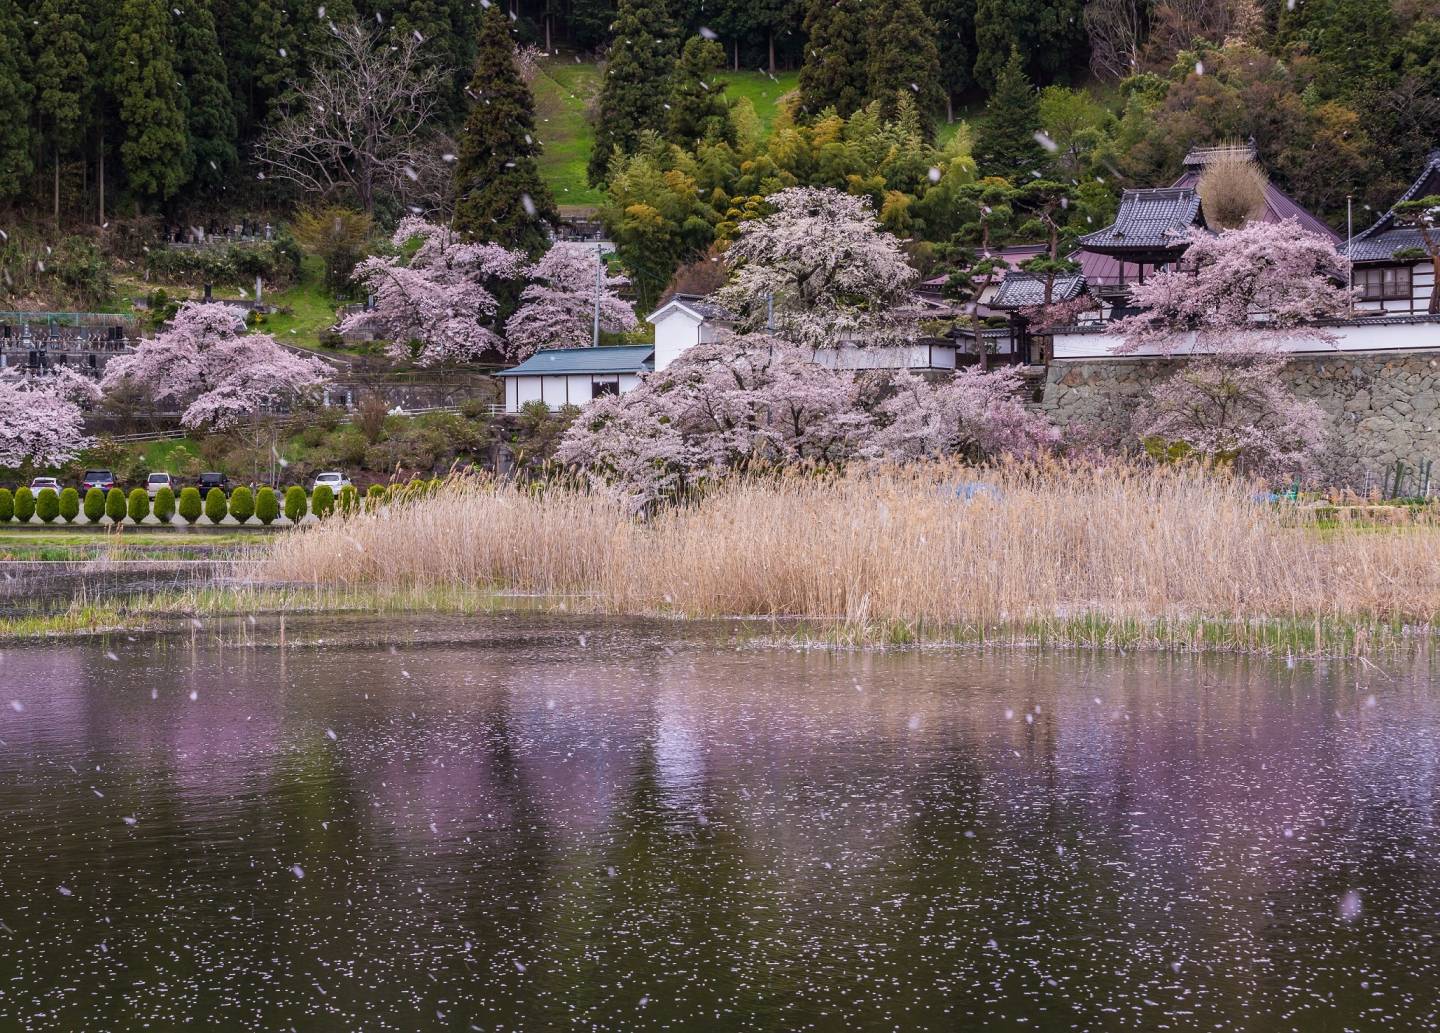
[262,464,1440,646]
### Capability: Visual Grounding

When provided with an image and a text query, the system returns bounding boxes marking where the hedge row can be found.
[0,480,448,526]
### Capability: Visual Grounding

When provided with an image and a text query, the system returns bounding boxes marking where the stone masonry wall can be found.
[1041,351,1440,486]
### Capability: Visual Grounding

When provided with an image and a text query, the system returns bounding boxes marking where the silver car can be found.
[146,472,175,499]
[312,471,352,493]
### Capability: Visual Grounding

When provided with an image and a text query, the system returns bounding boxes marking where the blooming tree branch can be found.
[503,244,637,360]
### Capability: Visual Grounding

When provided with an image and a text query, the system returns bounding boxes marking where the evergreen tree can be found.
[570,0,616,52]
[586,0,678,186]
[29,0,91,220]
[248,0,302,124]
[453,3,558,255]
[666,36,732,149]
[175,0,237,192]
[0,0,33,199]
[974,46,1042,176]
[865,0,943,124]
[386,0,477,122]
[971,0,1021,91]
[798,0,868,117]
[925,0,974,122]
[110,0,190,199]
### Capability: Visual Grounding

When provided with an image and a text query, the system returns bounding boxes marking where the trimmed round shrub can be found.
[204,487,228,524]
[312,483,335,519]
[337,484,359,515]
[104,487,126,524]
[14,487,35,523]
[127,488,150,524]
[83,487,104,522]
[256,487,279,525]
[36,488,60,523]
[36,486,59,524]
[153,486,176,524]
[283,485,307,524]
[177,486,202,524]
[365,483,385,509]
[58,487,79,523]
[229,486,255,524]
[0,487,13,523]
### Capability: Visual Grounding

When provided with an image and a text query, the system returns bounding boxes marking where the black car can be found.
[196,472,232,496]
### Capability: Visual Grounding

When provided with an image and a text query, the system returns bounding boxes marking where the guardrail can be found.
[97,402,508,443]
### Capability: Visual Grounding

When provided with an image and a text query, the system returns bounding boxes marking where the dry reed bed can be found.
[262,464,1440,641]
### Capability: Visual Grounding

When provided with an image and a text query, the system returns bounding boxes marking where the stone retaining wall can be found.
[1041,351,1440,486]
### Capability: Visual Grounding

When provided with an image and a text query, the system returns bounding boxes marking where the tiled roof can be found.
[1346,150,1440,263]
[1182,142,1257,170]
[990,271,1087,309]
[496,345,654,376]
[1170,170,1339,242]
[650,292,736,322]
[1078,188,1203,252]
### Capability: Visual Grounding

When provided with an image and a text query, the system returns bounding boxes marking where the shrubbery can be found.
[230,486,255,524]
[128,488,150,524]
[14,487,35,523]
[366,483,386,509]
[338,485,359,514]
[105,488,126,523]
[256,487,279,525]
[284,485,307,523]
[59,487,79,523]
[153,486,176,523]
[36,488,59,523]
[204,488,228,524]
[84,487,105,522]
[312,484,335,518]
[178,486,202,524]
[0,487,12,523]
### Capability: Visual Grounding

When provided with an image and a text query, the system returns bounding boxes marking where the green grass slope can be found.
[530,58,800,211]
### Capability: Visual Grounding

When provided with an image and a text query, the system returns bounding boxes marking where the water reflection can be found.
[0,617,1436,1031]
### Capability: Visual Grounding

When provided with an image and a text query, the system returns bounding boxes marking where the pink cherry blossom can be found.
[1108,219,1352,355]
[102,302,333,430]
[0,369,93,468]
[503,243,637,360]
[715,187,918,349]
[1132,352,1326,477]
[341,218,527,365]
[867,366,1058,463]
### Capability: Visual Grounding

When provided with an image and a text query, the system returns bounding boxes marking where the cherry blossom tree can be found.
[867,366,1058,463]
[0,369,92,469]
[102,303,333,430]
[1132,352,1326,477]
[503,244,638,360]
[341,218,526,365]
[714,187,919,350]
[1108,219,1352,355]
[557,336,872,510]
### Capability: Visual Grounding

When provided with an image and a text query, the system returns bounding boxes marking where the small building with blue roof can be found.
[494,345,654,413]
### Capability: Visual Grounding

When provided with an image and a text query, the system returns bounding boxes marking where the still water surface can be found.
[0,614,1437,1031]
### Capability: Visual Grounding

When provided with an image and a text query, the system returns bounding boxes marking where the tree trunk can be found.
[545,14,551,52]
[946,94,954,124]
[734,40,740,72]
[98,128,105,228]
[54,153,61,229]
[768,31,776,74]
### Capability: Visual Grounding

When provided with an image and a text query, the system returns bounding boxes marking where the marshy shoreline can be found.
[7,462,1440,659]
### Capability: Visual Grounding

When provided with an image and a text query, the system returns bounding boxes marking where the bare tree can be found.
[1084,0,1146,80]
[256,23,451,214]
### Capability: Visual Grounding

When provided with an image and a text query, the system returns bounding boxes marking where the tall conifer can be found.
[586,0,678,186]
[111,0,189,199]
[797,0,868,117]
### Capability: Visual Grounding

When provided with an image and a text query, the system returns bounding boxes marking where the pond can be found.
[0,613,1436,1031]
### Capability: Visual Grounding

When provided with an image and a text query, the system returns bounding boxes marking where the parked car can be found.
[29,477,61,493]
[81,470,116,493]
[146,472,175,499]
[312,471,352,493]
[196,472,231,496]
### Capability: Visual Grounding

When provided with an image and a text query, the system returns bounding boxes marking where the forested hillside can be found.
[0,0,1438,311]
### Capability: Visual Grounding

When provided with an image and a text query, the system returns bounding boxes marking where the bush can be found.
[14,487,35,523]
[83,487,105,522]
[153,486,175,523]
[36,488,59,523]
[177,486,202,524]
[284,485,307,523]
[105,488,126,523]
[127,488,150,524]
[256,487,279,525]
[59,487,79,523]
[204,487,227,524]
[230,485,255,523]
[0,487,12,523]
[338,484,359,514]
[366,483,386,509]
[312,483,335,518]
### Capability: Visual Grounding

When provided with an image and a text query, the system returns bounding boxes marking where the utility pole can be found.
[592,244,603,347]
[1346,194,1354,317]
